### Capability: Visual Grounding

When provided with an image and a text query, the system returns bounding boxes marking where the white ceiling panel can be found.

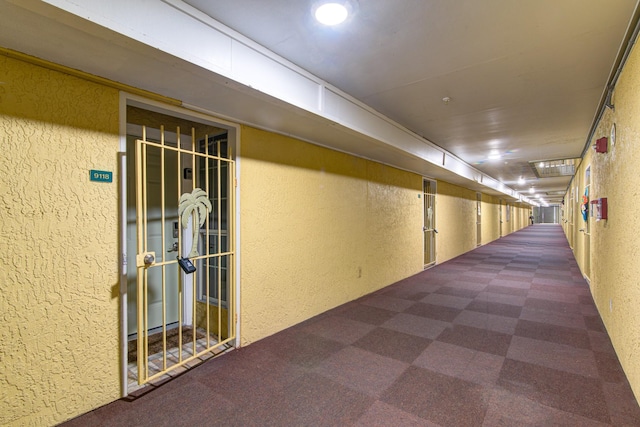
[1,0,637,204]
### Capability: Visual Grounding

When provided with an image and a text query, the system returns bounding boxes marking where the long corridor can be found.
[64,225,640,426]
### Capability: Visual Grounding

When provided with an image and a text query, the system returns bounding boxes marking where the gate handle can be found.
[136,251,156,267]
[168,242,179,253]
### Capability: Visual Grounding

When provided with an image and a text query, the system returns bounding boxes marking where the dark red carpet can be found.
[62,225,640,426]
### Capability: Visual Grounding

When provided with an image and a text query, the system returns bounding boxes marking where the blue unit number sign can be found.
[90,170,113,183]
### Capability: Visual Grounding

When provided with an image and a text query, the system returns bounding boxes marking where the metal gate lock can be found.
[136,251,156,267]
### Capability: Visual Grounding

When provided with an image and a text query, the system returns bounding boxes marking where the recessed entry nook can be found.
[119,95,240,395]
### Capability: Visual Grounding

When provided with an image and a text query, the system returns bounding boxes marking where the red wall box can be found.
[590,198,608,220]
[595,137,608,153]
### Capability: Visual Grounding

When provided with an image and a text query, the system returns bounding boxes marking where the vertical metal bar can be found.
[119,149,128,395]
[135,135,144,383]
[431,190,436,264]
[423,180,427,266]
[429,190,432,263]
[176,126,183,364]
[205,134,210,347]
[160,125,167,371]
[230,150,236,339]
[142,131,150,383]
[191,128,197,356]
[217,139,222,342]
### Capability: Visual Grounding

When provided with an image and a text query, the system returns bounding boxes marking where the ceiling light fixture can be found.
[315,2,348,26]
[529,187,535,194]
[518,177,525,185]
[488,150,501,160]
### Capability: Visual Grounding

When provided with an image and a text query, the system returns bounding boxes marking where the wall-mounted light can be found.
[610,123,616,146]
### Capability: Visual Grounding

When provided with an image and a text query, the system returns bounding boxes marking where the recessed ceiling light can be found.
[315,2,348,26]
[488,151,501,160]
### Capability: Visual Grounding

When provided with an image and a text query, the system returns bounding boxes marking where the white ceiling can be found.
[1,0,638,204]
[183,0,638,202]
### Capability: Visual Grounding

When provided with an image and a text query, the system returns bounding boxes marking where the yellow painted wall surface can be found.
[434,187,523,262]
[569,148,594,278]
[514,204,523,230]
[567,40,640,401]
[0,52,546,425]
[435,181,477,262]
[239,126,423,344]
[0,56,120,425]
[521,204,530,228]
[504,202,513,235]
[481,194,501,245]
[563,182,582,250]
[502,202,529,235]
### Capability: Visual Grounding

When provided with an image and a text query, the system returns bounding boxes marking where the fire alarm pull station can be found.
[590,198,608,221]
[594,137,608,153]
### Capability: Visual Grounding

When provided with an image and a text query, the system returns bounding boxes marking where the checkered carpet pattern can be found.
[64,225,640,426]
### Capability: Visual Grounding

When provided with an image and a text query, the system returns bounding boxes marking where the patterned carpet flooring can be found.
[63,225,640,426]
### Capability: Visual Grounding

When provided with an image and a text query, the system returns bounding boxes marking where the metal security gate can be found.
[423,179,437,268]
[499,199,503,237]
[582,166,591,281]
[133,124,235,385]
[476,192,482,246]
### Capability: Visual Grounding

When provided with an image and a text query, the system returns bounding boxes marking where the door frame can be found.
[423,178,437,268]
[476,192,482,246]
[583,165,591,282]
[118,93,241,396]
[499,199,503,237]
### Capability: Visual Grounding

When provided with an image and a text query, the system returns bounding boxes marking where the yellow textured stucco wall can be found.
[569,148,594,277]
[434,185,525,263]
[481,194,501,245]
[435,181,477,262]
[568,40,640,402]
[0,47,562,425]
[0,55,120,425]
[503,202,511,235]
[239,126,423,344]
[502,202,529,236]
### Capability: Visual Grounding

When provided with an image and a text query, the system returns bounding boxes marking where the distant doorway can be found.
[533,206,560,224]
